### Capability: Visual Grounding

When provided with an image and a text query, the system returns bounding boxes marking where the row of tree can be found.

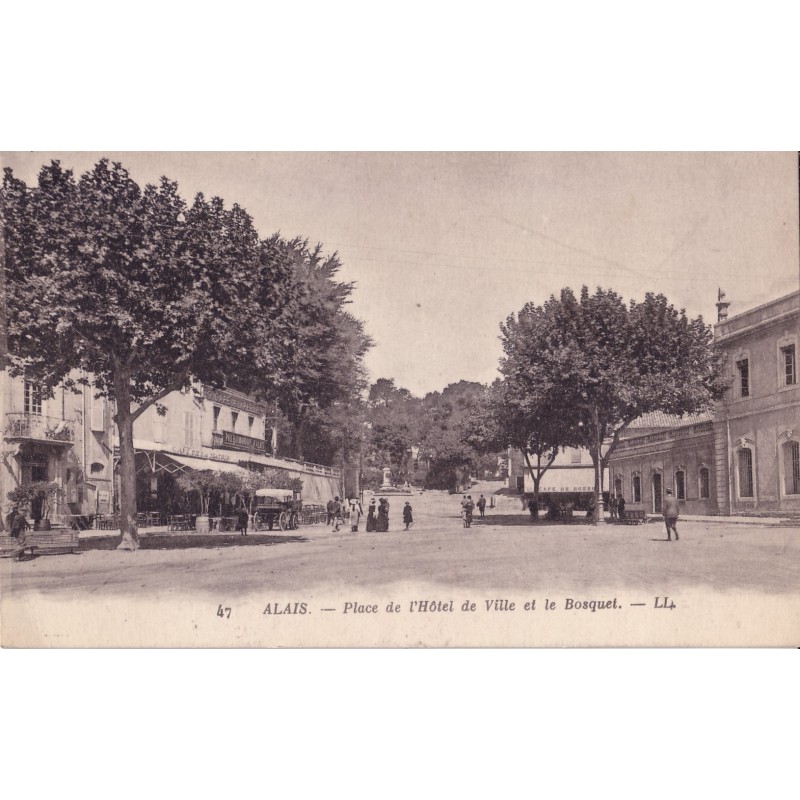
[1,160,371,549]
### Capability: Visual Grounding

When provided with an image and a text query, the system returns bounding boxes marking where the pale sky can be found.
[3,152,798,396]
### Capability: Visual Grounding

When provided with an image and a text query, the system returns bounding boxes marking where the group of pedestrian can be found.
[458,494,487,528]
[609,494,627,520]
[358,497,414,532]
[326,496,345,531]
[460,495,474,527]
[365,497,390,532]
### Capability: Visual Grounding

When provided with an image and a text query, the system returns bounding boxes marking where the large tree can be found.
[2,160,297,549]
[500,286,728,522]
[418,381,487,491]
[465,379,579,515]
[263,239,372,462]
[366,378,421,481]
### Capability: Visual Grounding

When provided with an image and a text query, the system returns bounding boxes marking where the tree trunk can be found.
[589,408,602,525]
[113,371,140,550]
[521,450,540,520]
[289,414,306,461]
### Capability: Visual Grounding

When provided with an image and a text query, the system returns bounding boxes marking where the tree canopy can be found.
[2,160,317,547]
[499,286,728,521]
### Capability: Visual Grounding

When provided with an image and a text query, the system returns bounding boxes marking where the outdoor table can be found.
[168,514,189,531]
[69,514,94,530]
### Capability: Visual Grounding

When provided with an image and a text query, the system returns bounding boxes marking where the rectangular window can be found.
[24,382,43,414]
[781,345,796,386]
[153,411,167,444]
[570,449,582,464]
[632,476,641,503]
[90,394,104,431]
[212,406,221,432]
[231,411,239,432]
[248,416,254,434]
[738,449,754,498]
[183,412,195,448]
[675,471,685,500]
[699,467,710,499]
[516,476,524,492]
[785,441,800,495]
[736,359,749,397]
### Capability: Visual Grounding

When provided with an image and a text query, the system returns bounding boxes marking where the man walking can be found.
[663,488,679,541]
[237,507,249,536]
[350,499,363,532]
[331,496,343,531]
[326,498,335,526]
[6,506,29,541]
[477,495,486,518]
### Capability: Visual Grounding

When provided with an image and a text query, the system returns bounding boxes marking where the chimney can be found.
[716,288,731,322]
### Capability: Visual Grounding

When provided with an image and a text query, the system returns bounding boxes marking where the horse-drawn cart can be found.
[252,487,302,531]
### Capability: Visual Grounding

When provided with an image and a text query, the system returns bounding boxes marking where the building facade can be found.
[2,371,342,526]
[608,290,799,517]
[126,384,341,516]
[507,445,608,512]
[1,370,115,525]
[608,412,718,515]
[712,290,799,514]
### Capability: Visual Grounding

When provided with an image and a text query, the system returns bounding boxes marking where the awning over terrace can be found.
[134,449,250,476]
[168,454,249,475]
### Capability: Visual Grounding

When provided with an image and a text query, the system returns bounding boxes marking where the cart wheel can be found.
[279,511,288,531]
[291,512,299,530]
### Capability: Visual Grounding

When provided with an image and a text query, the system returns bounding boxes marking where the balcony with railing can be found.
[205,429,341,478]
[4,413,75,446]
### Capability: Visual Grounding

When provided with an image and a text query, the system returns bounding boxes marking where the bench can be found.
[611,509,648,525]
[0,529,80,558]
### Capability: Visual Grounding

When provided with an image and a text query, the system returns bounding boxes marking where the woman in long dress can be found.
[366,500,377,532]
[377,498,389,532]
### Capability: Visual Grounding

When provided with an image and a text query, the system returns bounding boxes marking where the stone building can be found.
[712,290,799,514]
[608,411,718,515]
[2,371,342,526]
[1,370,115,525]
[609,289,799,516]
[125,384,341,516]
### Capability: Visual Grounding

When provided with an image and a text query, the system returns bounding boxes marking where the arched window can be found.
[699,466,710,499]
[737,448,754,498]
[675,469,686,500]
[652,471,663,513]
[783,440,800,495]
[632,474,642,503]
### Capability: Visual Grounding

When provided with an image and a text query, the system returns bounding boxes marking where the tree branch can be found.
[129,367,192,422]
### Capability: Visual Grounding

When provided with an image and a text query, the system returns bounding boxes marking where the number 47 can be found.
[217,604,232,619]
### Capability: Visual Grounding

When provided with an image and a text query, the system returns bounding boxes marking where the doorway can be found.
[652,472,663,513]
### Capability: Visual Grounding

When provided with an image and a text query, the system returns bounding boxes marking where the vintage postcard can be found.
[1,151,798,647]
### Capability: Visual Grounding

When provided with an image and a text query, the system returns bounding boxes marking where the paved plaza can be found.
[2,486,798,599]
